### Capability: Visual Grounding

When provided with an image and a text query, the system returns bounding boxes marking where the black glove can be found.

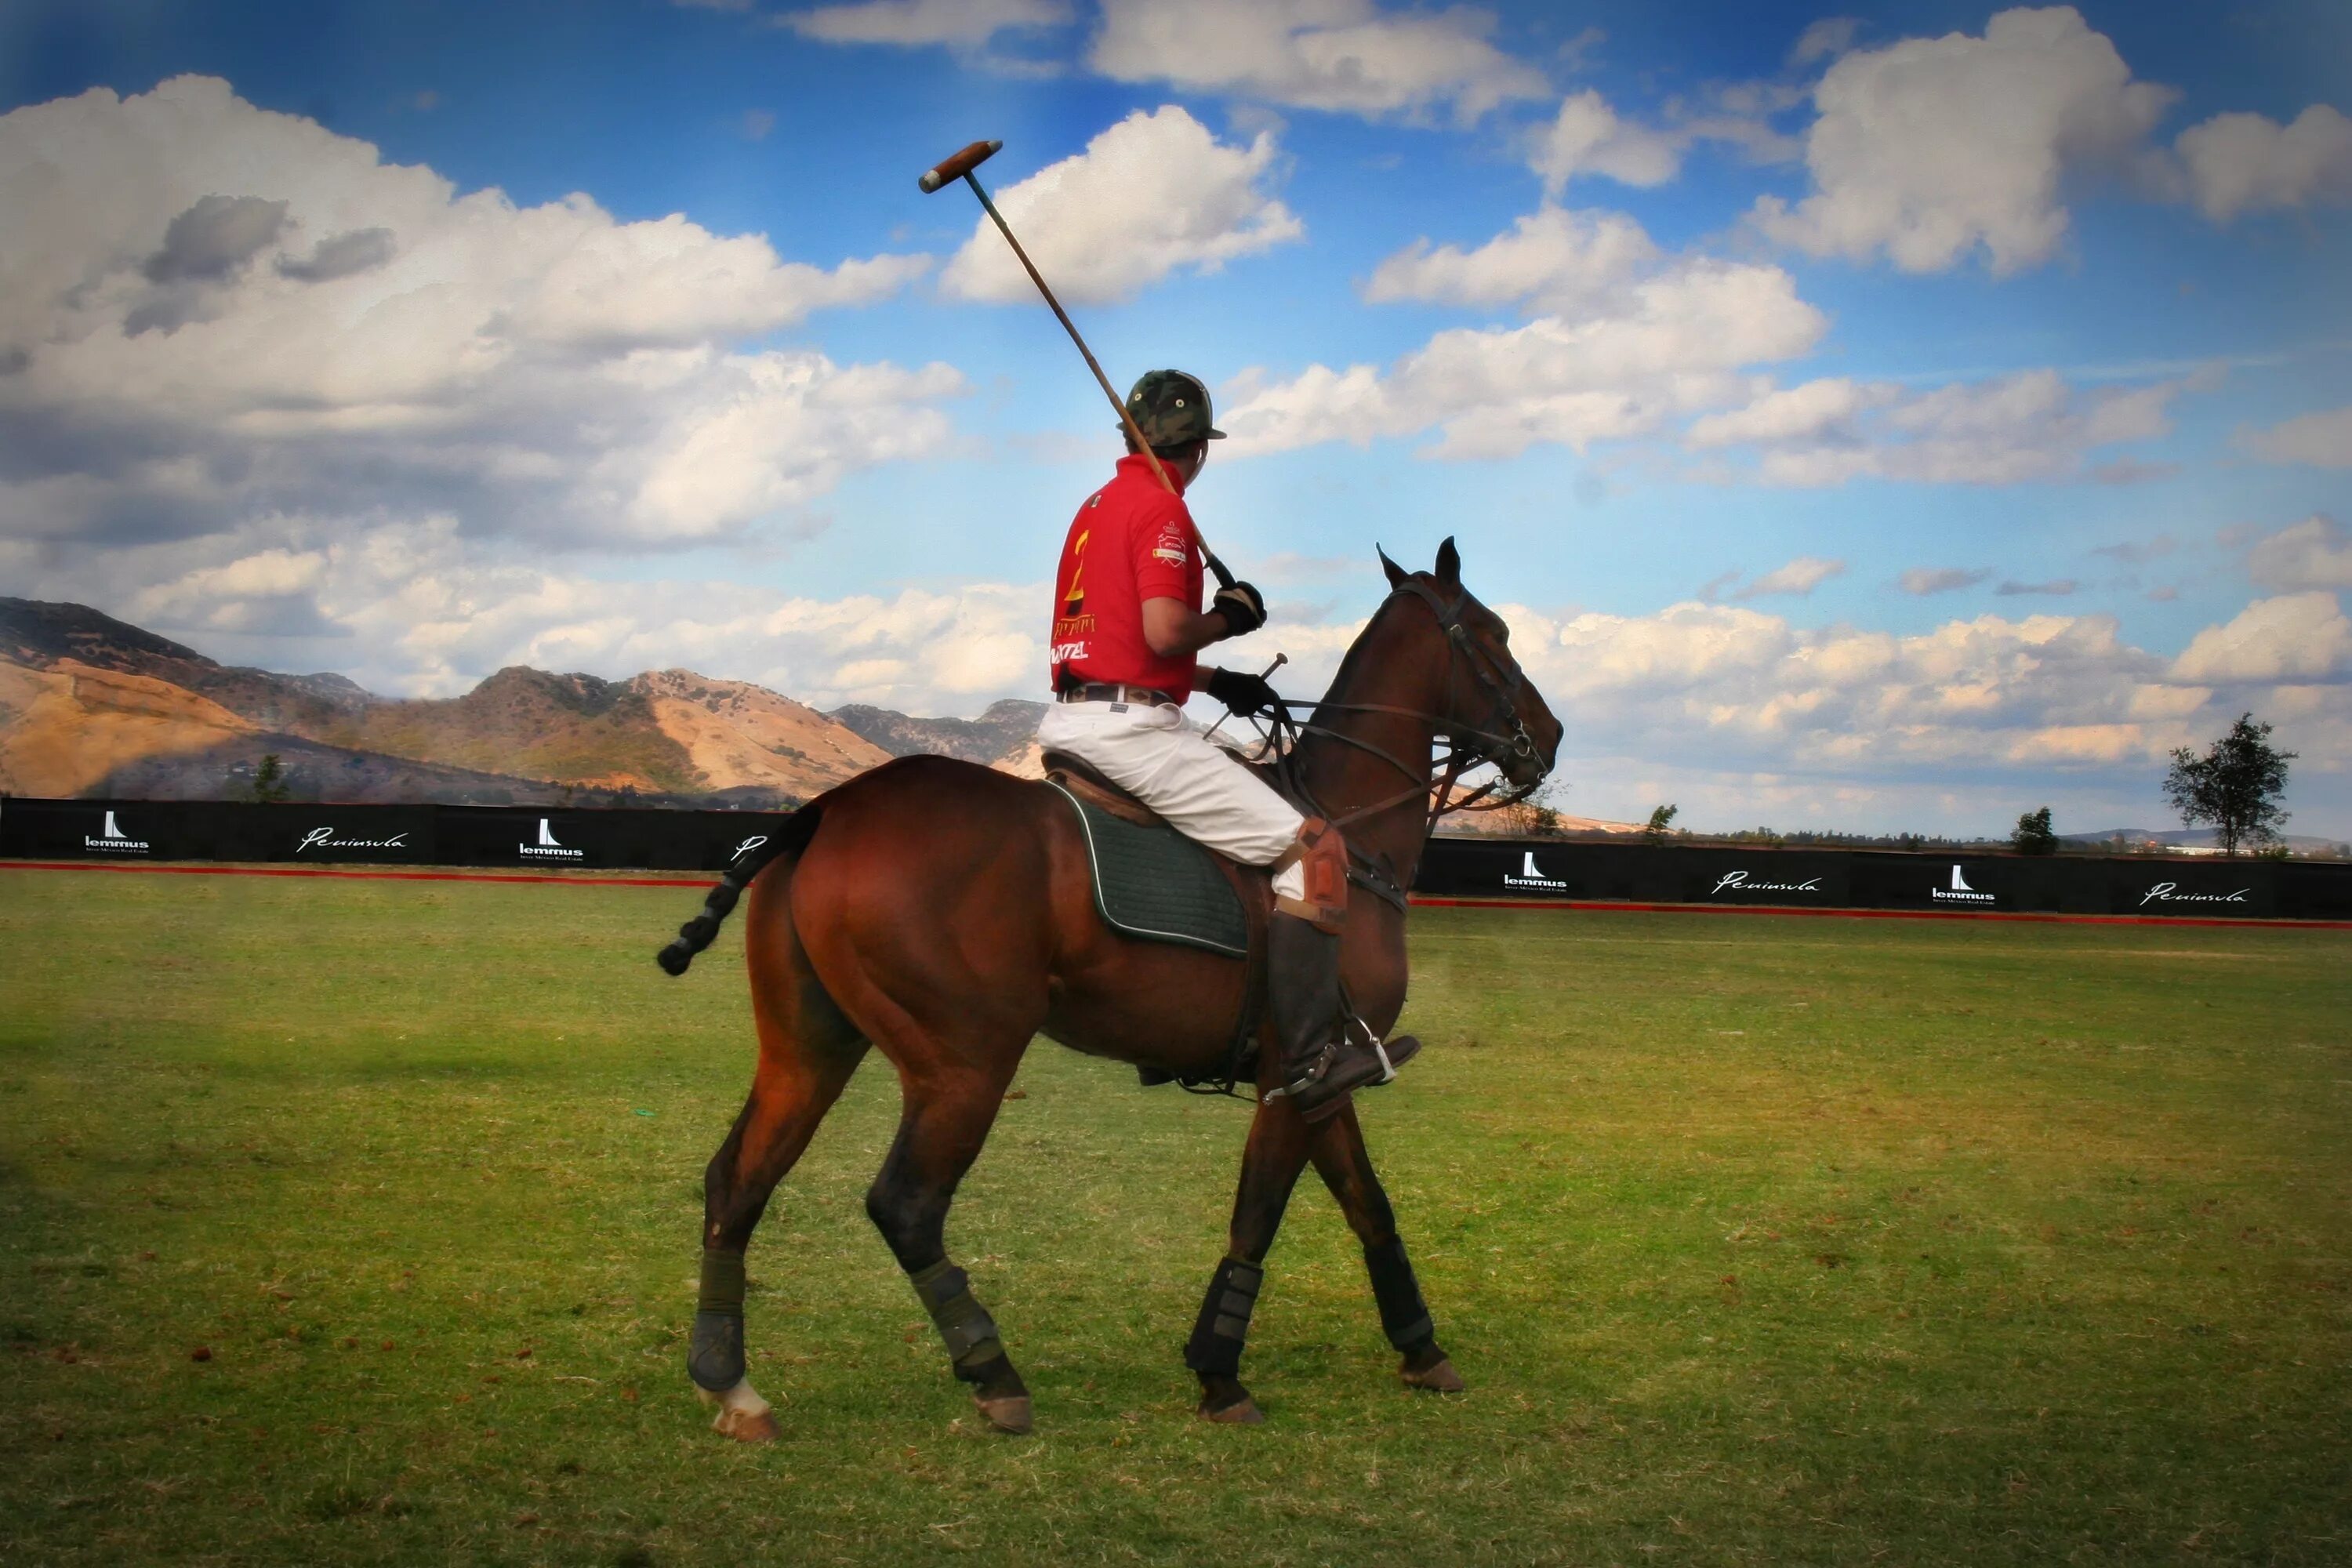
[1205,666,1281,718]
[1213,580,1267,636]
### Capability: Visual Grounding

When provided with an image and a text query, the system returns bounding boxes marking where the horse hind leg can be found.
[691,875,868,1442]
[1308,1105,1465,1394]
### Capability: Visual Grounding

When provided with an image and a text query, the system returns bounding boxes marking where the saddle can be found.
[1042,750,1273,1091]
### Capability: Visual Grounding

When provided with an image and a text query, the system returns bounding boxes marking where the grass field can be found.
[2,866,2348,1566]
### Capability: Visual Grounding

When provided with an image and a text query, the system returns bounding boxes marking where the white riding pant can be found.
[1036,699,1310,903]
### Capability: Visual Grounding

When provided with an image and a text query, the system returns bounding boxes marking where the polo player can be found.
[1036,368,1417,1121]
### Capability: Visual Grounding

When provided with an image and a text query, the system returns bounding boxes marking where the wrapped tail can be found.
[656,806,822,976]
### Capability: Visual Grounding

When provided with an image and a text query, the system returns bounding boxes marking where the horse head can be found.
[1377,537,1562,801]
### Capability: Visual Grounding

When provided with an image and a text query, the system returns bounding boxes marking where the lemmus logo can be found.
[1930,864,1994,903]
[1502,849,1567,892]
[518,818,585,860]
[85,810,151,854]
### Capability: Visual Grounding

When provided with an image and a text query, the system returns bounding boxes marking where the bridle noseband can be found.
[1251,577,1551,838]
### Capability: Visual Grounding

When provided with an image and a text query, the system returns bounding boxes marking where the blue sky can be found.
[1,0,2347,835]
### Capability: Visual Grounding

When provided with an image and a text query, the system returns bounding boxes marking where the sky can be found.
[1,0,2348,837]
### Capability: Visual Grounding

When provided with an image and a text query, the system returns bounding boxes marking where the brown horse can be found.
[659,539,1560,1438]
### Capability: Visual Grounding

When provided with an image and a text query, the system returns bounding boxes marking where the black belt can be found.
[1058,682,1180,707]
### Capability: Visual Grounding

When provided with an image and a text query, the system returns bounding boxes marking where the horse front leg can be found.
[1309,1102,1465,1393]
[1189,1098,1316,1422]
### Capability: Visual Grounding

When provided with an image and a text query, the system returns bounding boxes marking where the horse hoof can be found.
[1198,1396,1265,1425]
[975,1394,1032,1435]
[698,1379,781,1441]
[1402,1357,1465,1394]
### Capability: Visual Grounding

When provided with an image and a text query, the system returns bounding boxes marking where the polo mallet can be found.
[920,138,1238,590]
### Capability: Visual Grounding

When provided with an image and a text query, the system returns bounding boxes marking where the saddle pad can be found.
[1047,781,1250,958]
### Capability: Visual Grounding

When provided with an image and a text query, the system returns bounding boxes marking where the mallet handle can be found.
[960,173,1238,590]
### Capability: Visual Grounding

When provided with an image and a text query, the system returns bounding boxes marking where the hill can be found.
[0,597,1000,807]
[829,698,1045,767]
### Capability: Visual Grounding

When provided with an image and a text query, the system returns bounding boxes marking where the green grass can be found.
[2,868,2348,1566]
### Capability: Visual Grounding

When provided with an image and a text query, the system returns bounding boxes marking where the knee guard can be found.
[1271,818,1348,931]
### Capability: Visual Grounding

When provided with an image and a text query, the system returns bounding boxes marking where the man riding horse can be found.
[1035,368,1415,1123]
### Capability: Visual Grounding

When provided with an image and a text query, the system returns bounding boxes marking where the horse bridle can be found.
[1256,576,1549,839]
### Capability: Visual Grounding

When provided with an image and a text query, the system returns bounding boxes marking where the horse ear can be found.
[1377,546,1408,589]
[1435,536,1461,586]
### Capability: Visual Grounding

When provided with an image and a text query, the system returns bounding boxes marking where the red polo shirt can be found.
[1048,452,1204,699]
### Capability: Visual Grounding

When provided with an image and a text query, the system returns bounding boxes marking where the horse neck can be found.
[1294,602,1446,884]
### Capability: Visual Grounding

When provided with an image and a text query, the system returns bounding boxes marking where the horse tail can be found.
[655,804,823,976]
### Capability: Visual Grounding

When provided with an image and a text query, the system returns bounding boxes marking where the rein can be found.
[1250,579,1547,844]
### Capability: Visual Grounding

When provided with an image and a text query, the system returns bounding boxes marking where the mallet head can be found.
[919,140,1002,194]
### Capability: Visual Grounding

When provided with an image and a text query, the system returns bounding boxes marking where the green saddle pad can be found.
[1047,781,1250,958]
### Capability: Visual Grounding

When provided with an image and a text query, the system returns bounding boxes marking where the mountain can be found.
[0,597,997,807]
[829,698,1046,766]
[2066,826,2344,853]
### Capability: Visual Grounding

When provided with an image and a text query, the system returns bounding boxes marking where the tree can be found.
[249,753,291,804]
[1642,804,1679,845]
[2164,713,2293,857]
[2011,806,2057,855]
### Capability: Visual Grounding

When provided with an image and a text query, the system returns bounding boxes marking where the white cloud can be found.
[938,106,1301,306]
[1532,90,1683,191]
[1361,205,1657,316]
[2172,104,2352,223]
[2240,404,2352,469]
[1225,208,1824,459]
[1789,16,1861,67]
[1087,0,1547,125]
[2169,592,2352,684]
[1751,6,2172,274]
[1722,554,1844,597]
[783,0,1070,47]
[0,76,951,557]
[1995,578,2079,597]
[2245,516,2352,593]
[1685,376,1890,448]
[1900,567,1991,595]
[1530,85,1801,194]
[1702,368,2191,486]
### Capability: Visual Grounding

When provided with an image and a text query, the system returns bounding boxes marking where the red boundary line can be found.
[0,859,707,888]
[1406,895,2352,931]
[5,858,2347,927]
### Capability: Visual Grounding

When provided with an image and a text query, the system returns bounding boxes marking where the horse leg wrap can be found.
[1184,1257,1265,1377]
[688,1248,748,1392]
[909,1261,1004,1375]
[1364,1237,1434,1352]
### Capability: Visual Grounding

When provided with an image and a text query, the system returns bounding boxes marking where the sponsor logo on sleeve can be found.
[1502,849,1568,891]
[519,818,585,860]
[1931,864,1994,903]
[85,810,150,854]
[2138,880,2250,908]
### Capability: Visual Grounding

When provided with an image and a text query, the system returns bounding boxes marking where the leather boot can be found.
[1268,913,1418,1123]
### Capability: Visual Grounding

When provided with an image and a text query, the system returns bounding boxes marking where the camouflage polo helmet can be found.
[1122,368,1226,448]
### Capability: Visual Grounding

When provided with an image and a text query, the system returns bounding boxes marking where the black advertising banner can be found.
[5,800,2348,919]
